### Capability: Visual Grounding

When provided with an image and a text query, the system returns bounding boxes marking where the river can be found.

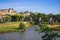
[0,25,60,40]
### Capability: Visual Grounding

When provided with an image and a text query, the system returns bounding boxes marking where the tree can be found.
[5,15,11,22]
[11,14,20,21]
[48,14,55,25]
[19,15,24,21]
[19,22,25,32]
[37,13,42,24]
[55,14,60,22]
[24,15,30,21]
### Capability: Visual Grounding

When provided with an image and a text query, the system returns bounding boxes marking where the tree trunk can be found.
[39,17,42,24]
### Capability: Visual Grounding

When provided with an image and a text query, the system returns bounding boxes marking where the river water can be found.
[0,25,60,40]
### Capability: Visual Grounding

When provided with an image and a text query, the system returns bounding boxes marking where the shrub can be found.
[0,20,3,23]
[30,21,34,25]
[19,22,25,30]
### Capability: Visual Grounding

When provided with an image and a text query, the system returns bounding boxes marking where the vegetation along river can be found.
[0,25,60,40]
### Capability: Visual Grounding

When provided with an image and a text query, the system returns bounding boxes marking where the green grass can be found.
[41,22,60,25]
[0,27,18,34]
[0,22,32,34]
[51,26,60,31]
[55,22,60,25]
[0,22,20,27]
[37,24,60,31]
[0,22,20,34]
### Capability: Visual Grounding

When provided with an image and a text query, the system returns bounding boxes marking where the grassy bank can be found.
[0,22,32,34]
[36,23,60,31]
[0,22,20,27]
[0,22,19,34]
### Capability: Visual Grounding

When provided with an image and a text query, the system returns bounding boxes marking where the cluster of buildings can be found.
[0,8,31,22]
[0,8,30,16]
[0,8,14,16]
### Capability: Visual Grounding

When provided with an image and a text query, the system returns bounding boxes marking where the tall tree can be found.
[48,13,55,25]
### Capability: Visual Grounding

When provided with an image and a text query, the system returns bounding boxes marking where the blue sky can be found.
[0,0,60,14]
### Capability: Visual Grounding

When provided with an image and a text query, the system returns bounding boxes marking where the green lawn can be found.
[0,22,20,27]
[0,22,20,34]
[0,22,31,34]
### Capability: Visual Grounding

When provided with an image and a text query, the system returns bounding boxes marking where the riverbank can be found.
[47,24,60,31]
[47,24,60,27]
[0,22,32,34]
[40,23,60,31]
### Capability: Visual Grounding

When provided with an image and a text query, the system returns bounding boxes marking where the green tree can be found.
[19,15,24,21]
[19,22,25,32]
[24,15,30,21]
[48,13,55,25]
[5,15,11,22]
[55,14,60,22]
[11,14,20,21]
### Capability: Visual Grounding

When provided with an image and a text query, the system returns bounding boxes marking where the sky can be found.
[0,0,60,14]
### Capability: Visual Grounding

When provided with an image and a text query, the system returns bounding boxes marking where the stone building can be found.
[0,8,14,15]
[20,11,30,17]
[0,8,31,22]
[0,8,15,22]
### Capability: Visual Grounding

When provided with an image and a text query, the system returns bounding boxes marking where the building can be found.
[0,8,31,22]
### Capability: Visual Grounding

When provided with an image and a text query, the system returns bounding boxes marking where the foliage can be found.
[0,19,3,23]
[6,15,11,22]
[19,15,24,21]
[41,32,60,40]
[11,15,18,21]
[37,25,60,40]
[11,14,24,22]
[55,14,60,18]
[24,16,30,21]
[52,26,60,31]
[19,22,25,30]
[30,21,34,25]
[48,13,54,18]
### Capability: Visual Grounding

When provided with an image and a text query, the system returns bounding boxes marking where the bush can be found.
[19,22,25,30]
[0,20,3,23]
[30,21,34,25]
